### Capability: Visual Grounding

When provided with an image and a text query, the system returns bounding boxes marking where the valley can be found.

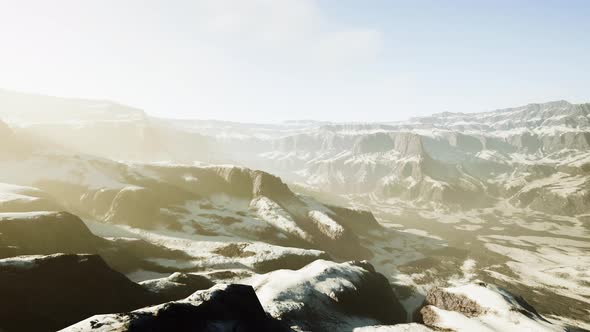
[0,90,589,331]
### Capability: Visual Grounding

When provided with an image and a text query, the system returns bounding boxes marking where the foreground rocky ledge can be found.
[64,284,285,332]
[0,253,406,332]
[0,252,565,332]
[0,254,161,332]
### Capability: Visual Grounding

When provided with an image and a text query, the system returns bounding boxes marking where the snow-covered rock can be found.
[419,282,566,332]
[139,272,214,302]
[248,260,407,331]
[354,324,434,331]
[63,284,285,332]
[0,210,193,274]
[2,90,589,331]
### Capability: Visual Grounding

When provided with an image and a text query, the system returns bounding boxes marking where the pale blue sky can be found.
[0,0,588,122]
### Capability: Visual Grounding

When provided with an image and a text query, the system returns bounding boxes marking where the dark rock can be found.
[0,254,160,332]
[0,211,103,255]
[337,260,408,325]
[64,284,287,332]
[0,211,192,274]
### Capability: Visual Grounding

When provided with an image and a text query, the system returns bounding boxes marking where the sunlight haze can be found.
[0,0,589,122]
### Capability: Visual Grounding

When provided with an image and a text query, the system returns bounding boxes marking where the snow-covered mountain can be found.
[5,92,589,215]
[1,90,589,331]
[217,100,590,215]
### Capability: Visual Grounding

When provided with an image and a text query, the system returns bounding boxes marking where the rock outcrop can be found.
[418,282,565,332]
[104,186,160,228]
[249,260,407,331]
[0,211,192,273]
[139,272,215,302]
[127,164,374,260]
[0,211,104,255]
[0,254,160,332]
[65,260,408,332]
[64,284,285,332]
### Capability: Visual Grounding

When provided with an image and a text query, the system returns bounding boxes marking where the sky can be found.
[0,0,589,122]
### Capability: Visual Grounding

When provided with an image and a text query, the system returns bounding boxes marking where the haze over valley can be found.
[1,90,589,331]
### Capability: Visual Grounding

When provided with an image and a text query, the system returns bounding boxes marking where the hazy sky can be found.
[0,0,589,122]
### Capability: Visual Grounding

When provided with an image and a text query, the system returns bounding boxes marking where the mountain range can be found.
[0,89,588,331]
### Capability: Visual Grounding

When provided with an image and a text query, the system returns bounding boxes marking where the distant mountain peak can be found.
[0,89,147,124]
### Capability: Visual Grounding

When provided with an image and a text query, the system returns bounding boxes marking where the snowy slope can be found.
[419,283,565,332]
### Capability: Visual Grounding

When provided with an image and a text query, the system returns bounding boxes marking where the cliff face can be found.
[6,95,590,215]
[179,100,590,214]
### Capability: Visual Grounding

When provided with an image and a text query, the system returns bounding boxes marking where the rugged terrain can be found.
[0,90,588,331]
